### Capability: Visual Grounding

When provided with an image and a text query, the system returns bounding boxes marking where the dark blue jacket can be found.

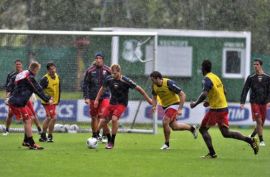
[5,71,18,93]
[82,64,111,100]
[8,70,51,107]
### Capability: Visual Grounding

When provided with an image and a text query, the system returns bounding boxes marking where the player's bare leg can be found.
[160,117,171,149]
[32,116,42,134]
[219,126,259,154]
[255,118,265,145]
[98,118,111,145]
[91,116,99,138]
[109,115,119,148]
[39,118,50,142]
[47,117,56,142]
[24,118,43,150]
[199,126,217,158]
[3,113,13,135]
[170,121,197,139]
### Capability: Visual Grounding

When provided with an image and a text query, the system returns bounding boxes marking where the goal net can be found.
[0,30,158,134]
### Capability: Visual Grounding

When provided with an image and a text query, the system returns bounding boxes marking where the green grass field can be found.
[0,128,269,177]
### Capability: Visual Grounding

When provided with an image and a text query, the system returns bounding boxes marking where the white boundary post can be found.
[153,34,159,134]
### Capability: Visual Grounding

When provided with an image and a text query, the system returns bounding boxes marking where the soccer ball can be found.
[86,138,98,149]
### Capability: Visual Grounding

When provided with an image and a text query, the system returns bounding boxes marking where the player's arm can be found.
[135,86,152,105]
[82,70,91,104]
[240,76,251,108]
[167,80,185,115]
[190,77,212,109]
[28,76,52,104]
[94,86,105,108]
[40,76,49,89]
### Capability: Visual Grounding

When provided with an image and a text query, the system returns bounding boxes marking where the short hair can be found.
[46,62,56,70]
[253,58,263,65]
[14,59,22,64]
[95,51,104,59]
[111,64,121,72]
[202,59,212,73]
[29,61,41,71]
[150,71,163,79]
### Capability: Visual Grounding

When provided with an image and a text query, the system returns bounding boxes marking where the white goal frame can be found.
[0,29,159,134]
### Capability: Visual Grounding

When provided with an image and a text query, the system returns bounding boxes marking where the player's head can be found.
[201,59,212,76]
[111,64,121,79]
[253,58,263,73]
[150,71,163,86]
[14,59,23,72]
[47,62,56,77]
[95,51,104,67]
[29,61,41,75]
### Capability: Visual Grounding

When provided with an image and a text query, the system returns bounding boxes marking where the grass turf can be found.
[0,128,269,177]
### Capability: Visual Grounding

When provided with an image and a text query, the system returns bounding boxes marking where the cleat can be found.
[259,141,266,147]
[201,153,217,159]
[22,141,30,147]
[29,144,44,150]
[39,137,47,142]
[2,131,9,136]
[250,137,259,155]
[191,125,198,139]
[101,136,108,144]
[160,144,170,150]
[47,138,54,143]
[105,142,114,149]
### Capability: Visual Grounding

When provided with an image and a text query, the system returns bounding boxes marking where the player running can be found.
[82,52,111,142]
[7,61,53,150]
[39,62,61,143]
[150,71,197,150]
[94,64,152,149]
[190,59,259,158]
[240,59,270,146]
[3,59,42,136]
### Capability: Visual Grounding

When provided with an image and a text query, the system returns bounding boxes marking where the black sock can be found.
[48,134,53,139]
[41,132,47,139]
[209,147,216,156]
[24,133,27,142]
[259,135,264,142]
[245,137,252,144]
[97,131,100,136]
[165,142,170,147]
[251,129,257,137]
[111,134,116,144]
[190,126,195,132]
[28,137,35,146]
[92,132,97,138]
[106,133,111,142]
[5,127,9,132]
[37,127,42,132]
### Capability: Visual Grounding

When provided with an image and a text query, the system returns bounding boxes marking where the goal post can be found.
[0,29,158,134]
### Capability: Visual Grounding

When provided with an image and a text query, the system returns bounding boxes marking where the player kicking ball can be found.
[150,71,198,150]
[94,64,152,149]
[190,59,259,158]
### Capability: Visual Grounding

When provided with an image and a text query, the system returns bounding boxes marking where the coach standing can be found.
[240,58,270,146]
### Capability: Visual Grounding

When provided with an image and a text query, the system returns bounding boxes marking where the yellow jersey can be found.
[41,73,60,104]
[204,72,227,109]
[152,78,180,108]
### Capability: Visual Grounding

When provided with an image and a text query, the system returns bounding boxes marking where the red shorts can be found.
[8,104,34,120]
[43,104,57,118]
[103,104,126,119]
[251,103,266,123]
[201,110,229,128]
[164,108,178,122]
[89,99,109,117]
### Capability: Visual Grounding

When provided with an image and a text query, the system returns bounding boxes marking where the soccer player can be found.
[190,59,259,158]
[7,61,53,150]
[240,58,270,146]
[94,64,152,149]
[82,52,111,142]
[150,71,198,150]
[3,59,42,136]
[39,62,61,143]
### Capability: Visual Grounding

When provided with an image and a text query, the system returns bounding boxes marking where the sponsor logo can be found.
[228,106,249,121]
[144,105,189,120]
[0,100,8,119]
